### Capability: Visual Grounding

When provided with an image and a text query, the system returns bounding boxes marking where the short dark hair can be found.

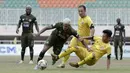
[103,29,112,37]
[116,18,121,21]
[78,5,86,11]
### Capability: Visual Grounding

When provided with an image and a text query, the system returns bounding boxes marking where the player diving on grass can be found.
[52,29,112,70]
[34,18,81,70]
[57,5,95,68]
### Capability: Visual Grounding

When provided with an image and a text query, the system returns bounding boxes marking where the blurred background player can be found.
[113,18,125,60]
[57,5,95,68]
[34,18,80,70]
[52,29,112,70]
[16,5,39,64]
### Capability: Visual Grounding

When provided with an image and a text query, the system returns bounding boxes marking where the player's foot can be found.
[79,65,85,68]
[51,54,59,65]
[52,60,56,65]
[34,65,39,70]
[57,63,65,68]
[18,60,24,64]
[29,60,34,64]
[69,62,79,68]
[115,58,118,60]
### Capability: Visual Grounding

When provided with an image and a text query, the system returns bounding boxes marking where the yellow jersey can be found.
[91,36,111,60]
[77,16,93,37]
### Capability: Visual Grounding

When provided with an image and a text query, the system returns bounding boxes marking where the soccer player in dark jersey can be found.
[16,5,39,64]
[34,18,80,70]
[113,18,125,60]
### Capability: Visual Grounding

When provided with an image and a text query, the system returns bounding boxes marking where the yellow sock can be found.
[59,47,76,58]
[78,53,93,66]
[61,55,70,64]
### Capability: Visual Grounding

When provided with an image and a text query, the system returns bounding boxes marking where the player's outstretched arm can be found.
[80,36,94,41]
[36,26,53,36]
[107,54,111,70]
[82,40,91,51]
[78,36,93,51]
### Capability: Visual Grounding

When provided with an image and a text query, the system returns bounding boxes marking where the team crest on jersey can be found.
[116,25,121,28]
[118,26,121,28]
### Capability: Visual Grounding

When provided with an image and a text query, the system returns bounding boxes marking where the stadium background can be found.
[0,0,130,57]
[0,0,130,56]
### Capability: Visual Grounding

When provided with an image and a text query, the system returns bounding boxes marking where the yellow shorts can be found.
[74,46,97,66]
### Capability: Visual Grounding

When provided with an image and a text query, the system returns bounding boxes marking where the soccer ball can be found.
[38,59,47,70]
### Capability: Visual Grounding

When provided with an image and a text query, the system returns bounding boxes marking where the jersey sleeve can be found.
[34,17,36,21]
[106,46,111,55]
[18,15,23,24]
[71,27,78,37]
[114,25,116,31]
[33,17,37,23]
[87,16,93,28]
[51,22,62,28]
[20,15,23,21]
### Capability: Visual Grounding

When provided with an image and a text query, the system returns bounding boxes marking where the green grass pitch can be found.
[0,56,130,73]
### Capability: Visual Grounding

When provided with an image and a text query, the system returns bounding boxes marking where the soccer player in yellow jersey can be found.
[52,29,112,70]
[57,5,95,68]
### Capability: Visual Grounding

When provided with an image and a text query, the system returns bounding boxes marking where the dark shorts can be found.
[45,35,64,55]
[21,33,34,47]
[114,37,123,47]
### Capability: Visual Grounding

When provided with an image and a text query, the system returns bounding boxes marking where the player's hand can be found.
[16,29,19,34]
[78,37,84,42]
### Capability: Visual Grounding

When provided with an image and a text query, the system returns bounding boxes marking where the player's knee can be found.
[21,47,26,51]
[29,45,34,48]
[29,46,33,49]
[21,51,25,53]
[30,50,33,53]
[119,45,122,48]
[29,46,33,48]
